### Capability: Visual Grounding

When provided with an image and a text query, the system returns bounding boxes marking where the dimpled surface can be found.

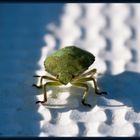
[44,46,95,77]
[2,3,140,137]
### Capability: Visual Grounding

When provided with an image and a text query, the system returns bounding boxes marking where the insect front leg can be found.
[71,82,92,107]
[91,77,107,95]
[36,81,63,104]
[33,75,58,89]
[73,68,97,81]
[81,68,97,77]
[73,77,107,96]
[33,75,44,89]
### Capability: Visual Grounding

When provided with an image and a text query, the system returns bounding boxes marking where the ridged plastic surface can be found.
[1,3,140,137]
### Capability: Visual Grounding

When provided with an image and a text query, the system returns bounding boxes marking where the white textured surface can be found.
[1,3,140,137]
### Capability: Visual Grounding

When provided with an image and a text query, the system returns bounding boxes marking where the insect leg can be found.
[33,75,58,89]
[71,82,91,107]
[91,77,107,95]
[80,68,97,77]
[36,81,62,104]
[72,68,97,81]
[73,77,107,96]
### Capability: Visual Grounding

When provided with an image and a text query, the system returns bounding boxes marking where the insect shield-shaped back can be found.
[44,47,95,77]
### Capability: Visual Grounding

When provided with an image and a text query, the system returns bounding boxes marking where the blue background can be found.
[0,4,64,136]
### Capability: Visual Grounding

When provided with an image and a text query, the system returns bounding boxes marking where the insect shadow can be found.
[97,71,140,113]
[37,71,140,136]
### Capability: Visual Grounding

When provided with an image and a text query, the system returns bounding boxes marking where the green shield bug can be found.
[33,46,107,107]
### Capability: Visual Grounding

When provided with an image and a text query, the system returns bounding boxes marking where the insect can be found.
[33,46,107,107]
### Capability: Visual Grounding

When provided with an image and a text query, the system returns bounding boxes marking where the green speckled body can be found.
[44,46,95,84]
